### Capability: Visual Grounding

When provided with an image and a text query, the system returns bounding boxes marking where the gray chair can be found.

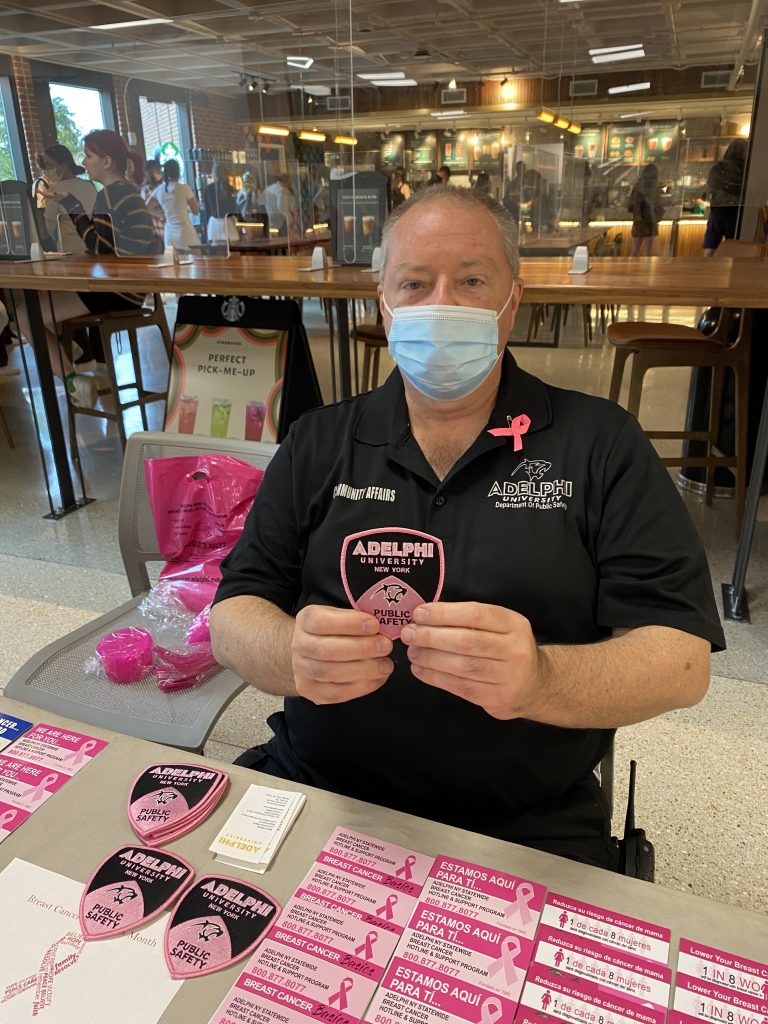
[4,430,278,752]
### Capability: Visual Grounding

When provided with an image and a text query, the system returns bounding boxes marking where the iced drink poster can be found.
[539,894,670,965]
[341,528,445,639]
[330,171,388,265]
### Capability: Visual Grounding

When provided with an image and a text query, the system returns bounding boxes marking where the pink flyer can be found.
[517,964,666,1024]
[0,753,69,811]
[672,972,768,1024]
[533,927,671,1009]
[279,895,402,968]
[398,900,536,1003]
[539,894,670,965]
[6,723,108,775]
[366,956,518,1024]
[323,828,435,889]
[677,939,768,1000]
[214,972,364,1024]
[0,798,31,843]
[299,862,417,931]
[421,857,546,939]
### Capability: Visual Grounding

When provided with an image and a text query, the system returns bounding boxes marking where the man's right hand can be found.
[291,605,394,704]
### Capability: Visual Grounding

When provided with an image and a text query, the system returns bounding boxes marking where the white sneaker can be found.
[66,373,97,408]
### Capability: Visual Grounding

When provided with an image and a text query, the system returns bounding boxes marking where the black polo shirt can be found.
[215,352,724,843]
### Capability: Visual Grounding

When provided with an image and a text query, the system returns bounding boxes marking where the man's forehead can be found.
[391,255,501,274]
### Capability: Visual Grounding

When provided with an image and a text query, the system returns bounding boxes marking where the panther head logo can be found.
[373,583,408,605]
[510,459,551,481]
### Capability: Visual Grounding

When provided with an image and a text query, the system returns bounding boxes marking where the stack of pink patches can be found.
[128,763,229,845]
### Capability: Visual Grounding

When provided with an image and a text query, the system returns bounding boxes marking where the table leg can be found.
[335,298,352,398]
[722,371,768,622]
[22,289,87,519]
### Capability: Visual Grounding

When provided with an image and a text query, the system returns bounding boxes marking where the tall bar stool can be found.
[607,239,765,521]
[62,294,173,451]
[355,308,387,392]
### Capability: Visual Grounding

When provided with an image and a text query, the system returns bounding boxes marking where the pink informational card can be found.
[299,862,417,932]
[676,939,768,1000]
[324,828,435,889]
[533,927,671,1010]
[516,964,667,1024]
[396,900,535,1004]
[0,798,31,843]
[422,856,546,940]
[366,956,518,1024]
[6,723,108,774]
[278,895,401,969]
[671,971,768,1024]
[215,971,364,1024]
[539,893,671,965]
[0,753,69,811]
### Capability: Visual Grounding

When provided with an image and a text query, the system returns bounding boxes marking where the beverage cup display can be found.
[210,397,232,438]
[11,221,22,240]
[588,142,597,158]
[177,395,198,434]
[0,222,7,249]
[648,138,658,152]
[661,136,673,152]
[343,215,355,237]
[574,144,584,159]
[244,400,266,441]
[361,215,375,237]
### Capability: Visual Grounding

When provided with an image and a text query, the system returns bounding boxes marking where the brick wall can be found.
[190,93,245,151]
[112,74,131,139]
[11,56,44,173]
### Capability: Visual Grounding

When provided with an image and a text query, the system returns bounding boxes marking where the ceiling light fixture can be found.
[589,43,644,56]
[608,81,651,94]
[357,71,405,80]
[430,109,467,117]
[619,110,650,119]
[287,56,314,70]
[370,79,418,87]
[591,45,645,64]
[262,83,270,94]
[554,116,570,129]
[247,79,256,92]
[537,109,556,123]
[299,130,326,142]
[334,134,358,145]
[258,124,290,136]
[448,78,457,89]
[567,122,582,133]
[93,17,172,29]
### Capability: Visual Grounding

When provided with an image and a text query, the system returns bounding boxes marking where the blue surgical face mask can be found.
[382,290,515,401]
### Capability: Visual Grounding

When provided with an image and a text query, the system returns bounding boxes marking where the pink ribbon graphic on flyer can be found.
[354,931,378,960]
[480,996,505,1024]
[24,773,59,804]
[328,978,354,1010]
[376,894,398,920]
[504,882,536,927]
[395,855,416,881]
[60,739,98,768]
[0,809,17,830]
[2,931,85,1013]
[487,936,523,986]
[487,413,531,451]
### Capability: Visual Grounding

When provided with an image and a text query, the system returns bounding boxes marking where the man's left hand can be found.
[400,602,543,720]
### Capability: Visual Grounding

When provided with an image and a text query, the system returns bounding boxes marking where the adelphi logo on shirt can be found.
[488,458,573,510]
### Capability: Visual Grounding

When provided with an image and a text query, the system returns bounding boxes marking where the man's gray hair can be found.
[380,184,520,279]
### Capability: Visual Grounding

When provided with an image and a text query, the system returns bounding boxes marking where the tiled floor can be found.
[1,296,766,913]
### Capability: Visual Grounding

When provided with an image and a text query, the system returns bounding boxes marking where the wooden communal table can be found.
[2,254,767,621]
[519,227,604,257]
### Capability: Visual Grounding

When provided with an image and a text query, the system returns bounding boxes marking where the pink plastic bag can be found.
[144,454,264,610]
[95,628,154,683]
[153,645,219,692]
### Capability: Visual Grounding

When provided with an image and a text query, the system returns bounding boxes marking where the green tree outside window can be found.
[52,96,82,161]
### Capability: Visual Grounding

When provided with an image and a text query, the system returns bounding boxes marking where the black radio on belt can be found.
[619,759,655,882]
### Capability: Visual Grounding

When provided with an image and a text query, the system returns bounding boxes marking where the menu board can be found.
[573,129,602,162]
[643,122,680,164]
[380,134,405,167]
[330,170,388,265]
[471,130,502,168]
[413,132,438,168]
[606,125,642,165]
[441,136,468,168]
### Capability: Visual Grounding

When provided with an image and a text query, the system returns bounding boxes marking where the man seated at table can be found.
[210,185,724,871]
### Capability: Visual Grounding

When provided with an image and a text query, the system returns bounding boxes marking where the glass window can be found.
[48,82,111,161]
[0,78,25,180]
[140,97,191,182]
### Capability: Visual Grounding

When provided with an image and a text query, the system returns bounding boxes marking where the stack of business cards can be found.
[516,893,672,1024]
[0,713,33,752]
[670,939,768,1024]
[128,763,228,844]
[209,784,305,873]
[364,856,546,1024]
[209,828,434,1024]
[0,723,108,844]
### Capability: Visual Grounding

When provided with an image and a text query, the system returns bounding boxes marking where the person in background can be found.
[263,173,300,240]
[391,167,411,208]
[436,165,451,184]
[31,154,50,211]
[703,139,747,256]
[149,159,199,249]
[627,163,665,256]
[312,179,330,223]
[141,158,165,247]
[237,171,264,221]
[473,171,491,196]
[125,150,145,189]
[203,163,239,244]
[16,129,156,407]
[39,144,97,254]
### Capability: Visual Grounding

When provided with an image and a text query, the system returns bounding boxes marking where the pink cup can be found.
[95,627,154,683]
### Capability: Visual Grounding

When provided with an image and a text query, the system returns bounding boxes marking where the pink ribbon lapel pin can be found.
[487,413,531,452]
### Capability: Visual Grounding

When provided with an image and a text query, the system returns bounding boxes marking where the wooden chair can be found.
[607,239,765,521]
[355,307,387,392]
[62,294,173,451]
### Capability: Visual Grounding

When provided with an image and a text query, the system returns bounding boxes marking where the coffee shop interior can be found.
[0,0,766,909]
